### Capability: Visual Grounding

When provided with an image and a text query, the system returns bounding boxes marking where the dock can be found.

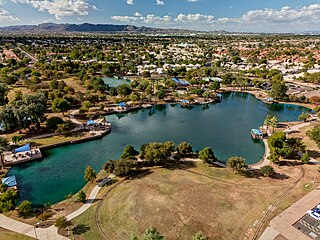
[2,148,42,166]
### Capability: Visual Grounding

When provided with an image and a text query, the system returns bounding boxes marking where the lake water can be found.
[8,92,310,205]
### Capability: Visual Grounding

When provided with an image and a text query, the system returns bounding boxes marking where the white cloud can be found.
[126,0,133,5]
[156,0,164,5]
[11,0,97,20]
[111,4,320,33]
[0,8,19,22]
[187,0,199,2]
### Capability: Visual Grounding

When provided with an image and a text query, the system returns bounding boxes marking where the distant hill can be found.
[0,23,216,34]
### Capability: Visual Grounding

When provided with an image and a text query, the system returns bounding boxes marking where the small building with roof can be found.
[2,175,18,190]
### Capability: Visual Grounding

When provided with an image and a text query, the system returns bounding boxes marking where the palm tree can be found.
[11,135,24,144]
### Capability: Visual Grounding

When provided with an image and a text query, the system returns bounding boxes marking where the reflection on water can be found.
[9,92,310,205]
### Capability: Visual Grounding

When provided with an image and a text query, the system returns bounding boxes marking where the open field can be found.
[72,162,317,240]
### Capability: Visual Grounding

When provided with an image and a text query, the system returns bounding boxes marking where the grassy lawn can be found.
[72,162,316,240]
[0,227,34,240]
[27,132,89,147]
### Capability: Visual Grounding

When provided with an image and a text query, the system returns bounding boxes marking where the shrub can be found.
[77,190,86,203]
[37,210,53,221]
[260,165,275,177]
[227,156,248,174]
[17,200,32,216]
[198,147,217,163]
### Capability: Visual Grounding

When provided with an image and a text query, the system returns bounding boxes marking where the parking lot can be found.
[294,207,320,240]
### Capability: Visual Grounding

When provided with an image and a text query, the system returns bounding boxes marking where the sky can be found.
[0,0,319,33]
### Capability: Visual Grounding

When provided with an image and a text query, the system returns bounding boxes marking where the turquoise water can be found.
[8,92,310,205]
[102,77,131,87]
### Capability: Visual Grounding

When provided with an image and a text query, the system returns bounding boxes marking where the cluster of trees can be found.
[298,72,320,83]
[0,92,47,132]
[103,142,218,178]
[268,132,305,163]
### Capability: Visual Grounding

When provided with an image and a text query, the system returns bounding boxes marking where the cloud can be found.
[156,0,164,5]
[0,8,19,22]
[11,0,97,20]
[126,0,133,5]
[111,4,320,33]
[112,12,214,27]
[187,0,199,2]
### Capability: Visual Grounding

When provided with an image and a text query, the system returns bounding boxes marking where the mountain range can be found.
[0,23,211,34]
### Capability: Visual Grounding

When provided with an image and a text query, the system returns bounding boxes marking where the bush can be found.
[55,216,70,229]
[55,121,74,133]
[17,200,32,216]
[227,156,248,174]
[198,147,217,163]
[301,150,311,164]
[121,145,139,160]
[260,165,275,177]
[77,190,86,203]
[176,141,193,156]
[46,117,64,130]
[37,210,53,221]
[84,166,96,183]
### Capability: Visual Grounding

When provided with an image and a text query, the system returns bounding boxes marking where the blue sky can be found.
[0,0,319,32]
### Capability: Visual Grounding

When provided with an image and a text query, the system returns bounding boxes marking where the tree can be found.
[198,147,217,163]
[176,141,193,156]
[52,98,71,116]
[270,80,288,100]
[0,189,19,212]
[46,117,64,130]
[307,125,320,147]
[301,150,311,164]
[84,166,96,183]
[0,137,8,150]
[11,135,24,144]
[141,142,174,165]
[121,145,139,160]
[77,190,86,203]
[54,216,70,229]
[0,84,8,106]
[17,200,32,216]
[264,115,278,131]
[192,232,208,240]
[227,156,248,174]
[298,112,311,122]
[142,227,164,240]
[117,84,132,96]
[113,159,136,177]
[260,165,275,177]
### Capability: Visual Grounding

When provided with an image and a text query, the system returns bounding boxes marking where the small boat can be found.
[251,129,263,140]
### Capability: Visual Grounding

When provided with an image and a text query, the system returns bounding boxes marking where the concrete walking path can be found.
[0,214,67,240]
[65,174,115,221]
[0,174,115,239]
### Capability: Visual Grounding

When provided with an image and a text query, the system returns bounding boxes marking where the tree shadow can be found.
[309,150,320,159]
[72,224,91,235]
[128,169,153,180]
[273,173,290,180]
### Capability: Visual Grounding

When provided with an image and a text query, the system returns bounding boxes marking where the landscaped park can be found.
[0,34,319,239]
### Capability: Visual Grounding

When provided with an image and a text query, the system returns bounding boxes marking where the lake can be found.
[8,92,310,205]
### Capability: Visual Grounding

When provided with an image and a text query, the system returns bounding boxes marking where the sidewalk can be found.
[0,214,67,240]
